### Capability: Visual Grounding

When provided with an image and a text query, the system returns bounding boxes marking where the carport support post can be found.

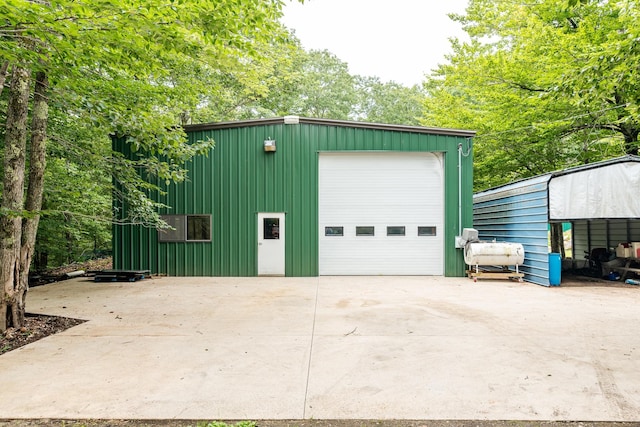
[550,223,565,258]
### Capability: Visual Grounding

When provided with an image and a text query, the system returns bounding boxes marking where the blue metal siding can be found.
[473,176,552,286]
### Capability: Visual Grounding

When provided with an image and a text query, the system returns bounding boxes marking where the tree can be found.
[0,0,295,332]
[1,64,33,331]
[422,0,640,190]
[252,47,426,125]
[259,49,357,119]
[354,76,425,125]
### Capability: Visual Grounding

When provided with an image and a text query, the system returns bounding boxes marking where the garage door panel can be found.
[320,235,440,275]
[319,152,444,275]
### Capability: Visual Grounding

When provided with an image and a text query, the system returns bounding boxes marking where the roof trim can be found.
[549,154,640,179]
[474,173,552,201]
[184,116,476,138]
[474,155,640,196]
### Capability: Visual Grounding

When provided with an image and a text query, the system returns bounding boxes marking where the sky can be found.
[281,0,470,87]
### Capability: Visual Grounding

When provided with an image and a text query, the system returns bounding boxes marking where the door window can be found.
[263,218,280,240]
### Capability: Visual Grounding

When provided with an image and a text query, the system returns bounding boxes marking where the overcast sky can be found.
[281,0,469,87]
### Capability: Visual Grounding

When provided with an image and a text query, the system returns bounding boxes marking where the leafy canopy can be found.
[1,0,295,226]
[422,0,640,190]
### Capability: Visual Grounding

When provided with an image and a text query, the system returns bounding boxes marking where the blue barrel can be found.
[549,253,561,286]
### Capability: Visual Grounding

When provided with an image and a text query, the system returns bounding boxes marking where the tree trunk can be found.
[19,71,49,314]
[550,222,566,259]
[623,130,639,156]
[1,66,32,332]
[0,62,9,98]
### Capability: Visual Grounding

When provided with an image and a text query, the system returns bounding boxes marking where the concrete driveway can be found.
[1,276,639,421]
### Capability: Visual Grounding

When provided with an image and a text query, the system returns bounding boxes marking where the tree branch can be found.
[503,79,548,93]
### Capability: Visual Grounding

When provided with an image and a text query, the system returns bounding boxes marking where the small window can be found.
[187,215,211,241]
[387,226,405,236]
[263,218,280,240]
[356,226,375,236]
[158,214,211,242]
[325,226,344,236]
[418,226,437,236]
[158,215,185,242]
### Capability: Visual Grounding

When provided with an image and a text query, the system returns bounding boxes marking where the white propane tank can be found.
[464,242,525,266]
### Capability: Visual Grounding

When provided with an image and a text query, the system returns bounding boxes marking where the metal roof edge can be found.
[296,117,476,137]
[473,173,552,201]
[183,116,476,138]
[474,155,640,199]
[184,117,286,132]
[549,155,640,179]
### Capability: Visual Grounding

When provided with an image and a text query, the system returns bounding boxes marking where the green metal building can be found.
[113,117,475,277]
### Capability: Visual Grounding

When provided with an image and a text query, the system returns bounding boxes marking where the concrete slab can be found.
[1,276,639,421]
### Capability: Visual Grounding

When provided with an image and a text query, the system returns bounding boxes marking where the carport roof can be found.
[475,154,640,195]
[474,155,640,220]
[551,154,640,177]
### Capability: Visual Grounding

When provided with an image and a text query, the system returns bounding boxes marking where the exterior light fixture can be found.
[284,115,300,125]
[264,138,276,152]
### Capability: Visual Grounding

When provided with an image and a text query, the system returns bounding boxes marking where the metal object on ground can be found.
[462,231,525,282]
[464,242,525,266]
[93,269,151,282]
[64,270,85,278]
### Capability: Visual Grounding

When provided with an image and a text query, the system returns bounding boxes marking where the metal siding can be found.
[632,221,640,241]
[573,219,640,262]
[609,220,629,248]
[588,221,609,249]
[112,137,159,273]
[572,221,589,267]
[443,143,466,277]
[114,121,472,277]
[473,185,551,286]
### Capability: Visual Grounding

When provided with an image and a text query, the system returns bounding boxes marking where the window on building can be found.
[325,226,344,236]
[356,226,375,236]
[158,215,186,242]
[418,226,437,236]
[387,226,405,236]
[158,215,211,242]
[187,215,211,241]
[263,217,280,240]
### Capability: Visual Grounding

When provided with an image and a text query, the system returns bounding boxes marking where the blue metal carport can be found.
[473,155,640,286]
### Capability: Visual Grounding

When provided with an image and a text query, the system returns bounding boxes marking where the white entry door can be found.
[257,212,285,276]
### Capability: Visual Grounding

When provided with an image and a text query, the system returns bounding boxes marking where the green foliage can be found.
[188,34,308,123]
[1,0,302,267]
[252,46,426,124]
[423,0,639,190]
[272,49,358,119]
[354,76,426,125]
[35,158,111,267]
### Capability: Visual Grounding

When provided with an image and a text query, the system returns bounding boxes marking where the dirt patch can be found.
[44,257,113,277]
[560,272,638,288]
[1,258,107,355]
[1,313,85,355]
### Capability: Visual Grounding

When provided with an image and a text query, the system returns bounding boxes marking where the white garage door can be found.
[319,152,444,275]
